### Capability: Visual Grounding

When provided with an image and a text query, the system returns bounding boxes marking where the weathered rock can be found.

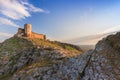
[0,32,120,80]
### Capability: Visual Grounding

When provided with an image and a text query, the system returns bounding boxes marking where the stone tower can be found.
[15,23,46,39]
[24,24,32,37]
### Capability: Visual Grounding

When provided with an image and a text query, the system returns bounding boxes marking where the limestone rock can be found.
[0,32,120,80]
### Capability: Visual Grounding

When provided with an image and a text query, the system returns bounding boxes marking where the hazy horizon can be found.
[1,0,120,45]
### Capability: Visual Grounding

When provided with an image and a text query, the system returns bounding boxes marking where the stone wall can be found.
[31,32,46,39]
[15,24,46,40]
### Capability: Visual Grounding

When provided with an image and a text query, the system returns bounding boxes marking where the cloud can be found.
[0,32,13,42]
[21,1,45,13]
[0,0,45,20]
[64,33,107,45]
[0,0,46,41]
[101,25,120,34]
[64,24,120,45]
[0,32,13,37]
[0,17,19,27]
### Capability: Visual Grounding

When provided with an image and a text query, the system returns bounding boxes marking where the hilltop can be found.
[0,32,120,80]
[0,36,83,80]
[0,37,82,57]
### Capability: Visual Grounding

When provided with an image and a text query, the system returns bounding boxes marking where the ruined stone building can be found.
[15,24,46,40]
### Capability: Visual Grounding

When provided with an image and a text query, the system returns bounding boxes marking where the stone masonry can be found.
[15,24,46,40]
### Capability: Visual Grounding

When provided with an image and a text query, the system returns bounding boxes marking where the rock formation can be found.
[0,32,120,80]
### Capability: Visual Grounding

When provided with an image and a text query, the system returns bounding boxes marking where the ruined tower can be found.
[15,23,46,40]
[24,24,32,37]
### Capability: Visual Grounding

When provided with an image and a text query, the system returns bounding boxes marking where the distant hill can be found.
[79,45,95,51]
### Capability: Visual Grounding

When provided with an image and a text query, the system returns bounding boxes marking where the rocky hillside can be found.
[0,37,82,80]
[0,32,120,80]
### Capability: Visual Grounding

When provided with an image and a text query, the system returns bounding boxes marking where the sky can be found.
[0,0,120,45]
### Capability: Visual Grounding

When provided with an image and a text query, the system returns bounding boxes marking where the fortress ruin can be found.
[15,24,46,40]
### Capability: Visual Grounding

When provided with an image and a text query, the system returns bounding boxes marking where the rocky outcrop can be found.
[0,32,120,80]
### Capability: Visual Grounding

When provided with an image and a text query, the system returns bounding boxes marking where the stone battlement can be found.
[15,24,46,40]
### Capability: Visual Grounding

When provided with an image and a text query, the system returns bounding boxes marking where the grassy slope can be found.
[0,37,83,59]
[0,37,33,56]
[29,38,82,54]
